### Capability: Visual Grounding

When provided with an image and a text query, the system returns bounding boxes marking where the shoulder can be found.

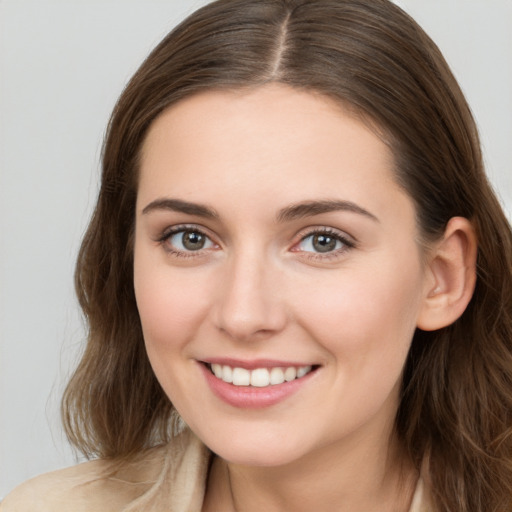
[1,429,210,512]
[0,443,176,512]
[0,458,123,512]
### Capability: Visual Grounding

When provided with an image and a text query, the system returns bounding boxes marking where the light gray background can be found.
[1,0,511,499]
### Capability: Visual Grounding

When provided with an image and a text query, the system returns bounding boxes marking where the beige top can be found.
[1,429,432,511]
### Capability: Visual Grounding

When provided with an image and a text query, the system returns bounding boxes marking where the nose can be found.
[213,249,287,342]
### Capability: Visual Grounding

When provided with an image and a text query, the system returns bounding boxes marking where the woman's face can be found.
[134,84,432,467]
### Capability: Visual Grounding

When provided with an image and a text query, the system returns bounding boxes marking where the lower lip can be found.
[199,363,316,409]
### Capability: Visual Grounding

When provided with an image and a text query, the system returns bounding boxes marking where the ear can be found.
[417,217,477,331]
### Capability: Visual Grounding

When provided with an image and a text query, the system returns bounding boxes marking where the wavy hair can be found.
[63,1,512,510]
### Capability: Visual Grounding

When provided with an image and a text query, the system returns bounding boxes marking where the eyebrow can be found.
[141,197,378,223]
[142,198,219,218]
[276,199,379,223]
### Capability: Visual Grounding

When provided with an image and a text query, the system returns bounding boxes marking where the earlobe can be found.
[417,217,477,331]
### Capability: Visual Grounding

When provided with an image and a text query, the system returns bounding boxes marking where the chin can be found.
[201,430,310,468]
[218,448,301,468]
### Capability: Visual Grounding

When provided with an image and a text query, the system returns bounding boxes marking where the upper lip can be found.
[200,358,317,370]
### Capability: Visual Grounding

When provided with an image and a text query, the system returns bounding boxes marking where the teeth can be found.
[232,367,250,386]
[251,368,270,387]
[297,366,311,378]
[222,365,233,383]
[212,363,223,378]
[270,367,285,385]
[210,364,313,387]
[284,367,297,381]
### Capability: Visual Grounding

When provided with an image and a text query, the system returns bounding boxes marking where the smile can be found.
[200,360,319,408]
[209,363,314,387]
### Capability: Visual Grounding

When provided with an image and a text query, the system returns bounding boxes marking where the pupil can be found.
[183,231,205,250]
[313,234,336,253]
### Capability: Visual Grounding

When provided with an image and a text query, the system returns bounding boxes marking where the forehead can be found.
[137,84,410,225]
[142,85,388,158]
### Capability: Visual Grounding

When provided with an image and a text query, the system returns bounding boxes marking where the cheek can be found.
[133,259,216,408]
[133,251,212,355]
[293,257,424,364]
[294,260,424,432]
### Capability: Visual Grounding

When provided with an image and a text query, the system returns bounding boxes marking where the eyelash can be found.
[157,224,216,259]
[293,227,355,261]
[156,225,355,260]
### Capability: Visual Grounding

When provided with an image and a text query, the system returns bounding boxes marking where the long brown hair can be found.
[63,1,512,509]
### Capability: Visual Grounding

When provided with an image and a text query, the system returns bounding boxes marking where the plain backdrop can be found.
[1,0,511,499]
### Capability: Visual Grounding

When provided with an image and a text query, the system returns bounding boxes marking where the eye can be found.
[295,229,354,255]
[164,228,216,253]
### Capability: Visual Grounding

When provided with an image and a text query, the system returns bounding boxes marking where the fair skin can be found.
[133,84,476,512]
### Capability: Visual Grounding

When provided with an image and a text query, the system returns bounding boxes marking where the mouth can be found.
[206,362,318,388]
[199,360,320,408]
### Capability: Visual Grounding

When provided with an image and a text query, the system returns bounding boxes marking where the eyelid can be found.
[295,225,356,244]
[291,226,356,258]
[156,223,220,257]
[156,223,215,242]
[154,223,356,261]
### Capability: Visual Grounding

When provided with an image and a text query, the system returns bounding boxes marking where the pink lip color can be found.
[199,362,316,409]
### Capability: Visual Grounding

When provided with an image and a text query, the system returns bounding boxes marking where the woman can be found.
[3,0,512,510]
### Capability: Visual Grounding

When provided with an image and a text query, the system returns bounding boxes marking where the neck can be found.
[203,430,418,512]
